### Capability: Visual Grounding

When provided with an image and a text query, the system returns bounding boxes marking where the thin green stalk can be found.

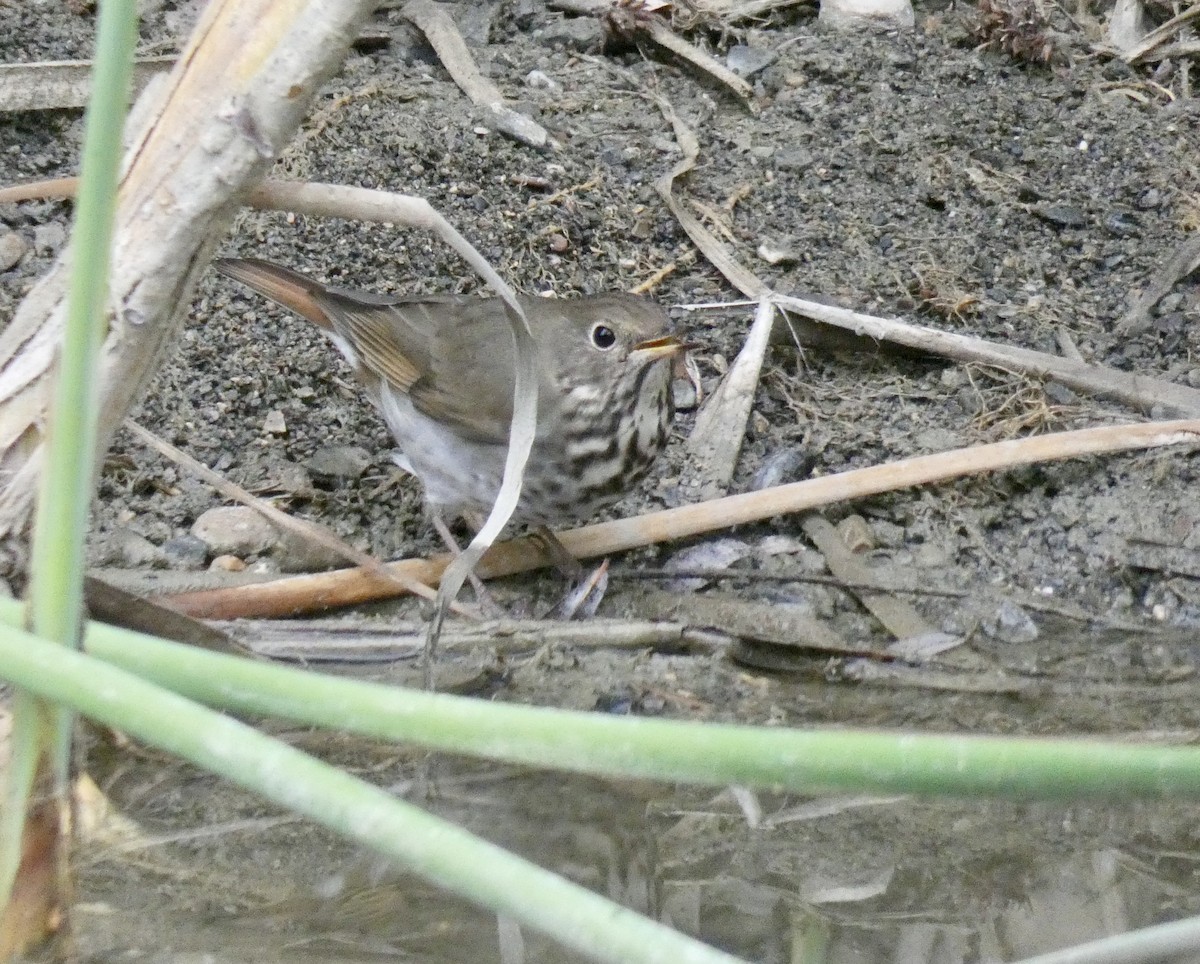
[0,624,746,964]
[2,0,138,922]
[29,0,137,642]
[18,604,1200,800]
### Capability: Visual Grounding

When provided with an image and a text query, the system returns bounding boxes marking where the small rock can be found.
[209,554,246,572]
[727,44,774,77]
[755,534,809,557]
[274,531,348,573]
[774,147,813,172]
[1134,188,1162,210]
[1033,204,1087,229]
[1157,293,1185,314]
[1043,381,1080,406]
[752,449,812,490]
[263,410,287,435]
[525,69,561,92]
[756,240,798,265]
[913,428,962,452]
[1104,211,1138,237]
[247,557,280,576]
[161,534,208,569]
[192,506,280,556]
[540,15,604,50]
[939,367,967,390]
[273,462,316,498]
[0,230,27,272]
[664,539,751,591]
[672,379,698,412]
[32,221,66,254]
[981,598,1039,644]
[109,527,165,568]
[306,445,371,486]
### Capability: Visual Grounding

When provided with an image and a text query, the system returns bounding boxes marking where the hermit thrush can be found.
[215,258,690,527]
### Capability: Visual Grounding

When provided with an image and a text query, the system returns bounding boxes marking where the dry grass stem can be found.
[685,298,775,498]
[800,515,941,642]
[0,57,174,112]
[159,419,1200,619]
[401,0,554,149]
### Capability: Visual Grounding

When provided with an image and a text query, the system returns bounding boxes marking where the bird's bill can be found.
[628,335,695,365]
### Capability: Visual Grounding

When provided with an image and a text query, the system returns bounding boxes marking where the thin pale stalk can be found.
[1012,915,1200,964]
[0,624,746,964]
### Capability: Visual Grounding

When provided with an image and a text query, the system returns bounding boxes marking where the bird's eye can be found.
[591,324,617,350]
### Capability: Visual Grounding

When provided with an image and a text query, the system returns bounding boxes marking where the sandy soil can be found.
[4,0,1200,960]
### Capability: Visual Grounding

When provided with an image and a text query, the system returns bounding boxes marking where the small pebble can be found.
[727,44,774,77]
[209,554,246,572]
[981,598,1039,644]
[525,69,561,92]
[1033,204,1087,228]
[672,380,698,412]
[109,527,164,568]
[263,410,287,435]
[752,449,811,490]
[664,538,751,591]
[32,222,66,254]
[192,506,280,556]
[0,230,27,272]
[539,15,604,50]
[756,240,797,265]
[162,534,208,569]
[306,445,371,485]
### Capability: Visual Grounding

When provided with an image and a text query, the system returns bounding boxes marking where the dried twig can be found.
[800,515,942,642]
[159,419,1200,618]
[225,617,718,661]
[775,292,1200,417]
[637,16,755,108]
[1123,2,1200,62]
[0,0,379,569]
[401,0,554,149]
[634,590,875,658]
[1116,234,1200,335]
[0,57,175,112]
[685,297,775,498]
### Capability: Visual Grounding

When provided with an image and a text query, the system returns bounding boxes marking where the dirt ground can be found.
[5,0,1200,960]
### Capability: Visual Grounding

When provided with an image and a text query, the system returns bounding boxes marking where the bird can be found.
[214,258,691,534]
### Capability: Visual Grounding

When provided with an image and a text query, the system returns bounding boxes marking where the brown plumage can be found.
[216,257,690,525]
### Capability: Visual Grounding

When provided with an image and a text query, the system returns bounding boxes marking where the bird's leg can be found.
[529,524,582,579]
[530,525,610,619]
[430,513,506,619]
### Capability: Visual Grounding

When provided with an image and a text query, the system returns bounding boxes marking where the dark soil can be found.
[4,0,1200,960]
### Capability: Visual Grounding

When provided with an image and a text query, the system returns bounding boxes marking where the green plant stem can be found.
[28,0,137,644]
[0,623,746,964]
[12,603,1200,800]
[2,0,138,922]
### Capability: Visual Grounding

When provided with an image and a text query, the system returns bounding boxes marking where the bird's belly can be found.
[378,381,671,526]
[379,390,507,519]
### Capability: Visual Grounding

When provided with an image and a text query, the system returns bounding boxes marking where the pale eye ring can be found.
[590,324,617,350]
